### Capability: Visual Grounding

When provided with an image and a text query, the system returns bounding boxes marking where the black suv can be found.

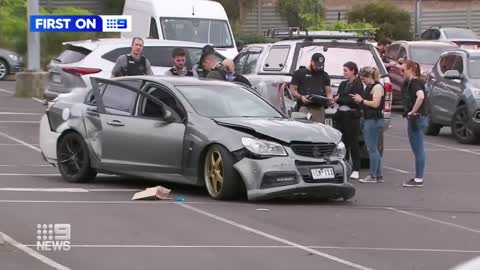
[425,49,480,144]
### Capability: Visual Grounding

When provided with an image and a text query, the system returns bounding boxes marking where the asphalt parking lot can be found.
[0,80,479,270]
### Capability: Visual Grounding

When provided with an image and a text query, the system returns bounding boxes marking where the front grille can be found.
[291,143,336,158]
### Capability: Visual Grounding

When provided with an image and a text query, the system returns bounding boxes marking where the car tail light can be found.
[384,82,393,113]
[62,67,102,75]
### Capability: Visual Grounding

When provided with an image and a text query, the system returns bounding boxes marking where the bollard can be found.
[15,71,48,98]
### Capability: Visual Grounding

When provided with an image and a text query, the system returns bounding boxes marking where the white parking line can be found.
[0,112,42,115]
[0,173,60,176]
[0,164,51,167]
[388,207,480,234]
[384,166,409,174]
[15,244,480,253]
[385,133,480,156]
[0,143,40,146]
[0,232,71,270]
[32,97,46,104]
[178,203,375,270]
[0,188,141,192]
[0,88,13,94]
[0,130,41,152]
[0,121,39,123]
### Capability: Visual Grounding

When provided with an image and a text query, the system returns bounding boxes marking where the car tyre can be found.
[0,59,9,81]
[425,116,442,136]
[451,105,479,144]
[203,144,243,200]
[57,132,97,183]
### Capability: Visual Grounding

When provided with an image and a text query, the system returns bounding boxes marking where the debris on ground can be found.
[256,208,270,211]
[131,186,171,200]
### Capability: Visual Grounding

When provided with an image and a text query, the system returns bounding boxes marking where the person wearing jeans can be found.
[401,60,427,187]
[351,67,385,183]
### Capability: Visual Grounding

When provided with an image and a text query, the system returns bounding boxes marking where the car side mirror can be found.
[164,110,175,123]
[291,112,308,120]
[444,70,462,80]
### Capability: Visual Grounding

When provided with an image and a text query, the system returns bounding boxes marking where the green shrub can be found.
[347,0,413,40]
[278,0,325,30]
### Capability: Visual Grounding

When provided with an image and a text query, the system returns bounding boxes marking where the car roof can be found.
[271,39,372,46]
[114,75,246,88]
[441,48,480,57]
[63,38,208,51]
[393,40,458,47]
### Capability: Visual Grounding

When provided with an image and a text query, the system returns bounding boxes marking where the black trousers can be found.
[334,110,361,171]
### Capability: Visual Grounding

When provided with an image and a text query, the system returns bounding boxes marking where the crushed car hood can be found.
[213,117,341,144]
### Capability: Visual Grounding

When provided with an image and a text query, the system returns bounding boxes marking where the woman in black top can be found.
[401,60,427,188]
[334,62,364,180]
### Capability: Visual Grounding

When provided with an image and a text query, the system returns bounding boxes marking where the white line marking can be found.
[16,245,480,253]
[0,232,71,270]
[0,130,41,152]
[388,207,480,234]
[0,88,13,94]
[385,133,480,156]
[0,121,39,123]
[0,173,60,176]
[87,188,141,192]
[178,203,374,270]
[0,143,40,146]
[32,97,46,104]
[384,148,456,151]
[384,166,409,174]
[0,165,51,167]
[0,188,89,192]
[0,112,42,115]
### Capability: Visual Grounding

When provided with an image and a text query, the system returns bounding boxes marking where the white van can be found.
[122,0,238,59]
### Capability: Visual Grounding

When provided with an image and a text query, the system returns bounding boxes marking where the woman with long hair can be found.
[401,60,427,187]
[334,62,364,180]
[351,67,385,183]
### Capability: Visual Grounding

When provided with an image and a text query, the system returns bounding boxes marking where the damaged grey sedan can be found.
[39,76,355,201]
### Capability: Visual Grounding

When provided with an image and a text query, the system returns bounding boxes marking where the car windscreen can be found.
[444,28,478,40]
[176,85,284,118]
[468,57,480,79]
[295,45,384,78]
[410,46,456,65]
[160,17,233,48]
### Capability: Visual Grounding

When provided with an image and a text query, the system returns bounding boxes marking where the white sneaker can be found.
[350,171,359,180]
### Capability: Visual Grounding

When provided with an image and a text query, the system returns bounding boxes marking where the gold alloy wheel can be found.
[206,150,224,196]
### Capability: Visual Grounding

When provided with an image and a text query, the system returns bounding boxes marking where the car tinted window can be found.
[386,44,400,60]
[102,46,223,67]
[410,46,456,65]
[451,55,464,74]
[160,18,233,47]
[468,57,480,78]
[264,46,290,71]
[176,85,283,118]
[244,53,260,74]
[142,85,184,119]
[54,45,91,64]
[296,46,380,78]
[421,30,433,40]
[438,54,455,74]
[102,84,138,114]
[234,53,248,74]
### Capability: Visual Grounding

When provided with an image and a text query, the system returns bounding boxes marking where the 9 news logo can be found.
[30,15,132,32]
[36,223,71,251]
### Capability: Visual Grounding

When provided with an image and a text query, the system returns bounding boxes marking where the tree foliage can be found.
[278,0,325,30]
[347,0,412,40]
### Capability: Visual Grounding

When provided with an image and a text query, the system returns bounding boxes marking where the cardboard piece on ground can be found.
[131,186,172,200]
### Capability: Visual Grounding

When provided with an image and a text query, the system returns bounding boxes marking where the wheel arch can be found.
[56,128,99,166]
[0,57,10,77]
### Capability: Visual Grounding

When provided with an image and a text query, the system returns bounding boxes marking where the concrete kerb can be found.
[15,71,48,99]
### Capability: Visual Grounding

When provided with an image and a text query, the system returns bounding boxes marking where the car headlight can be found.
[8,54,18,61]
[334,141,346,158]
[241,137,287,156]
[472,88,480,98]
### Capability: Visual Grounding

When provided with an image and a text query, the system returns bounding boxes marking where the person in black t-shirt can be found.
[334,62,364,180]
[290,53,333,123]
[401,60,427,188]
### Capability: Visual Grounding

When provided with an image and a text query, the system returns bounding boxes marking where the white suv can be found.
[45,38,225,101]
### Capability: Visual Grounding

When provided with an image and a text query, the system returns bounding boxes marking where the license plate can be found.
[52,74,61,83]
[325,118,333,126]
[311,168,335,179]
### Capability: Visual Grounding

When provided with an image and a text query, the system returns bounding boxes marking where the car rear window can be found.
[410,46,456,65]
[102,46,224,67]
[263,46,290,71]
[54,45,91,64]
[295,44,384,78]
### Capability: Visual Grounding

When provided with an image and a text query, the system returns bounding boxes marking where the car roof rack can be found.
[264,27,376,42]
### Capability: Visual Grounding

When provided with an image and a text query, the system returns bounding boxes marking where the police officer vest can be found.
[124,54,147,76]
[362,81,385,120]
[168,67,193,76]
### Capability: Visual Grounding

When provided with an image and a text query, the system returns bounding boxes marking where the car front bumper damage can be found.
[233,150,355,201]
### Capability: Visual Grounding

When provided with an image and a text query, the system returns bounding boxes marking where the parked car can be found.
[39,76,354,201]
[233,28,393,167]
[420,26,480,49]
[425,48,480,144]
[384,40,458,105]
[0,48,24,80]
[44,38,225,102]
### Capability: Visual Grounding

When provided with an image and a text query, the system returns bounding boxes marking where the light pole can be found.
[415,0,422,39]
[27,0,40,71]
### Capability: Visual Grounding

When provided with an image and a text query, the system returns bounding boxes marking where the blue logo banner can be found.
[29,15,132,32]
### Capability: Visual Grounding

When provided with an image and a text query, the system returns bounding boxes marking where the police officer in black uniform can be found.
[290,53,333,123]
[111,37,153,77]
